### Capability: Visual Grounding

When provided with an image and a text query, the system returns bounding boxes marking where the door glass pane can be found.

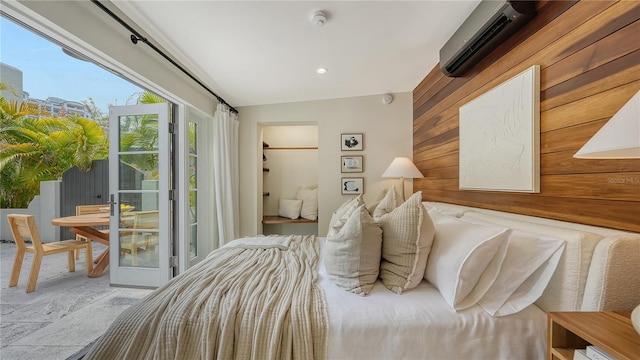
[118,113,160,268]
[118,114,159,151]
[189,121,198,259]
[118,154,159,190]
[189,121,197,153]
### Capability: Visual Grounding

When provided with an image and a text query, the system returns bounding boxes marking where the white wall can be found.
[0,181,60,243]
[238,92,414,237]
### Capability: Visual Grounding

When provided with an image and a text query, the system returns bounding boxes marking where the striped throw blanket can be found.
[85,235,327,360]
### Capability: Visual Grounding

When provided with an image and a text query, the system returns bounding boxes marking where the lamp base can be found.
[632,304,640,336]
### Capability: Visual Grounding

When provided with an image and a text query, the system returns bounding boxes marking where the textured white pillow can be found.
[324,205,383,296]
[377,191,435,294]
[296,186,318,220]
[278,199,302,220]
[425,209,510,309]
[581,235,640,311]
[372,186,400,221]
[328,195,364,237]
[365,188,388,215]
[476,229,565,316]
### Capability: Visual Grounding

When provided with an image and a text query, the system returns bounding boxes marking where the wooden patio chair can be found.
[74,204,109,259]
[7,214,93,293]
[121,210,159,266]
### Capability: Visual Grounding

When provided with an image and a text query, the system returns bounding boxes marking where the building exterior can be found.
[0,61,90,118]
[35,96,89,117]
[0,62,23,103]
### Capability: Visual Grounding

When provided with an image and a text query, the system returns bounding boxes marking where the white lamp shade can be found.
[574,90,640,159]
[382,157,424,178]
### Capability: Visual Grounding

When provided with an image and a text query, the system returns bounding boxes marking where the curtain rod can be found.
[91,0,238,114]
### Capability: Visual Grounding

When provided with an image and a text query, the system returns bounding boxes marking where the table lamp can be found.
[573,90,639,159]
[381,157,424,201]
[573,90,640,335]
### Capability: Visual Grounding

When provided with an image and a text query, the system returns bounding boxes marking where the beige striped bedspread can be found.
[85,235,327,360]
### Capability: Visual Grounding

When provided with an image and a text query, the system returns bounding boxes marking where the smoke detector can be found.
[382,94,393,105]
[312,11,327,27]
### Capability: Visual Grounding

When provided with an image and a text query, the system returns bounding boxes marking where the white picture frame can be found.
[341,177,363,195]
[459,65,540,193]
[341,155,363,173]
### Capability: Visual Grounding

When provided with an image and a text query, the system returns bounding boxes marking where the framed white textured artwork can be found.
[459,65,540,193]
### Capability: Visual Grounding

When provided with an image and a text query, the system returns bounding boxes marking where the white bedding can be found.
[318,238,547,360]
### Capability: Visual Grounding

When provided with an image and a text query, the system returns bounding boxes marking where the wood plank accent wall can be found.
[413,0,640,233]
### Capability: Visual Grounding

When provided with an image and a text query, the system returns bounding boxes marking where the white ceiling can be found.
[113,1,481,107]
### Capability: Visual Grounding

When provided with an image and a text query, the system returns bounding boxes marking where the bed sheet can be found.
[317,238,547,360]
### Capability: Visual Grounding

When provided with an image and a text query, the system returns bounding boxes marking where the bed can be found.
[84,193,640,360]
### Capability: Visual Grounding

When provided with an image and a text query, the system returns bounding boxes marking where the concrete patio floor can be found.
[0,241,153,360]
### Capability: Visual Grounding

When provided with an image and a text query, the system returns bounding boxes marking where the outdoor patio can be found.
[0,241,153,360]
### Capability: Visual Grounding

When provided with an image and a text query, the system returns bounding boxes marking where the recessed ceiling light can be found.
[316,68,327,74]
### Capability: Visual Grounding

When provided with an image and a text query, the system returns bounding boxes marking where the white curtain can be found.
[212,102,239,246]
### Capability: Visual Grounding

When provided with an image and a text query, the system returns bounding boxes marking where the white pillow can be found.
[425,209,510,310]
[377,191,435,294]
[278,199,302,220]
[328,195,364,237]
[460,211,602,312]
[365,188,388,215]
[475,229,565,316]
[372,186,400,221]
[296,186,318,220]
[422,201,467,218]
[324,205,383,296]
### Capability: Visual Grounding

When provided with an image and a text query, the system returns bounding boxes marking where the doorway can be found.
[0,13,213,289]
[261,125,319,236]
[108,103,173,288]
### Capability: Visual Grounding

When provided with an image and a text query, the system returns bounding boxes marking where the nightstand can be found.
[548,311,640,360]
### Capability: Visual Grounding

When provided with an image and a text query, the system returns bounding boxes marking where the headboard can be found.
[412,1,640,232]
[424,201,640,313]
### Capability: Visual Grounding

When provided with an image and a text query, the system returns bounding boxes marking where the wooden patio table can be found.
[52,212,111,278]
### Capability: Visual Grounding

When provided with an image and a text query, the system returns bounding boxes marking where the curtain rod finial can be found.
[130,34,146,45]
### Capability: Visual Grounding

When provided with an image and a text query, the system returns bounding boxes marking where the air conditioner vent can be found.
[440,0,535,77]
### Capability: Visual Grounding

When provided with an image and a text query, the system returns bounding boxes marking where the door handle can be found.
[109,194,117,216]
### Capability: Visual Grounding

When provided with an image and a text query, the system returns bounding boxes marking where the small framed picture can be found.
[341,133,363,151]
[341,155,363,173]
[341,177,364,195]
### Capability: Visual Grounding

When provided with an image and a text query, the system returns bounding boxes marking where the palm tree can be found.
[0,85,107,207]
[0,84,45,121]
[118,91,166,175]
[82,97,109,131]
[0,87,163,208]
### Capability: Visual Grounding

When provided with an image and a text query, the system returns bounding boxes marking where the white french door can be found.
[184,113,204,268]
[179,106,215,271]
[108,103,173,287]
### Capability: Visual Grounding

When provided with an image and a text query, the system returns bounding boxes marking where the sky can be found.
[0,17,143,114]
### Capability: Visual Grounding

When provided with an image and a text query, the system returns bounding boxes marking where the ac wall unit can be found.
[440,0,536,77]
